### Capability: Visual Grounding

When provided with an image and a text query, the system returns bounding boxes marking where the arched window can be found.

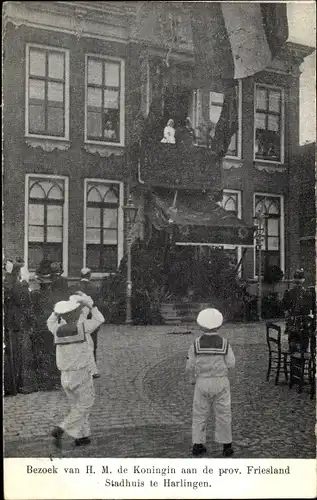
[85,182,120,273]
[28,178,65,270]
[254,195,282,275]
[221,192,238,215]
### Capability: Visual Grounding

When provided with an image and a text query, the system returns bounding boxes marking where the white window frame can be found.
[140,55,150,117]
[191,80,242,159]
[84,54,125,147]
[24,173,69,276]
[25,43,70,141]
[83,178,124,277]
[222,189,243,274]
[253,192,285,278]
[253,83,285,164]
[221,189,242,219]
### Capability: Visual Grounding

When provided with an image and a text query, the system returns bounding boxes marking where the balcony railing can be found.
[139,142,222,190]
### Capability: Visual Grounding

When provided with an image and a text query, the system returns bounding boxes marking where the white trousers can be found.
[192,377,232,445]
[60,367,95,439]
[86,334,98,375]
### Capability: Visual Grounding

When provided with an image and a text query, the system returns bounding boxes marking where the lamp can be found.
[123,194,138,325]
[124,195,138,226]
[253,212,266,321]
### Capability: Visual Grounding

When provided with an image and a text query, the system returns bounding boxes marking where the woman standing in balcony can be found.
[161,119,176,144]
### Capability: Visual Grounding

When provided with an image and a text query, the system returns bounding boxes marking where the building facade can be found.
[3,1,315,285]
[289,141,316,286]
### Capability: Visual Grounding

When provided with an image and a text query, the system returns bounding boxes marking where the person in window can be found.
[267,142,278,159]
[282,269,312,353]
[255,136,265,156]
[161,119,176,144]
[177,117,196,146]
[206,122,216,149]
[185,116,196,141]
[103,120,117,141]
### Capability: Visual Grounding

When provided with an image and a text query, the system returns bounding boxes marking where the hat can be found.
[69,293,93,308]
[80,267,91,277]
[54,300,80,315]
[50,262,63,275]
[197,308,223,331]
[294,268,305,280]
[36,259,53,279]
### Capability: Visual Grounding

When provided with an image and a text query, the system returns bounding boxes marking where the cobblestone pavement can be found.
[4,322,316,458]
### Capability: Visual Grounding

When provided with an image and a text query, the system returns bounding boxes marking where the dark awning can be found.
[149,191,254,246]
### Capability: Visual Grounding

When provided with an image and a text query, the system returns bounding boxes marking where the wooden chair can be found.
[289,352,311,393]
[266,322,290,385]
[289,332,315,397]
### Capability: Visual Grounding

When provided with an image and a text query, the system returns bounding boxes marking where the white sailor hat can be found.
[197,308,223,331]
[54,300,80,315]
[69,293,93,308]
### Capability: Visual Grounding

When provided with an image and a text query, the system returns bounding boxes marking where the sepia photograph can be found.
[2,1,316,498]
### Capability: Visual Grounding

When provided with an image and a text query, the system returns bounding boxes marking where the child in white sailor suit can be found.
[186,308,235,457]
[47,295,105,448]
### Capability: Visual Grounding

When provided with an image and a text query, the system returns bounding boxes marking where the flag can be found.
[136,2,288,158]
[189,2,288,156]
[189,2,289,85]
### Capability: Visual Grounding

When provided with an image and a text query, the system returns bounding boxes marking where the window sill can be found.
[91,272,116,278]
[254,160,286,173]
[299,236,315,241]
[254,157,284,164]
[193,144,240,159]
[84,142,124,157]
[25,136,71,152]
[85,139,124,147]
[223,157,243,170]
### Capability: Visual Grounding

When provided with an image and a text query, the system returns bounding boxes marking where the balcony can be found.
[139,142,222,190]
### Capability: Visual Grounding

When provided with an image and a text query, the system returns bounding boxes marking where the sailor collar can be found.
[194,334,228,355]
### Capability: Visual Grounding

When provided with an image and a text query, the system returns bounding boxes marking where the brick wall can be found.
[3,23,133,275]
[4,21,305,282]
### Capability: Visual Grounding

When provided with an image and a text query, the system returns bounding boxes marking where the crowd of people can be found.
[4,259,102,396]
[3,258,315,452]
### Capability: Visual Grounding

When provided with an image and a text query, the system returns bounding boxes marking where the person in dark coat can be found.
[50,262,69,299]
[30,261,68,390]
[4,258,38,395]
[76,268,101,377]
[282,269,312,353]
